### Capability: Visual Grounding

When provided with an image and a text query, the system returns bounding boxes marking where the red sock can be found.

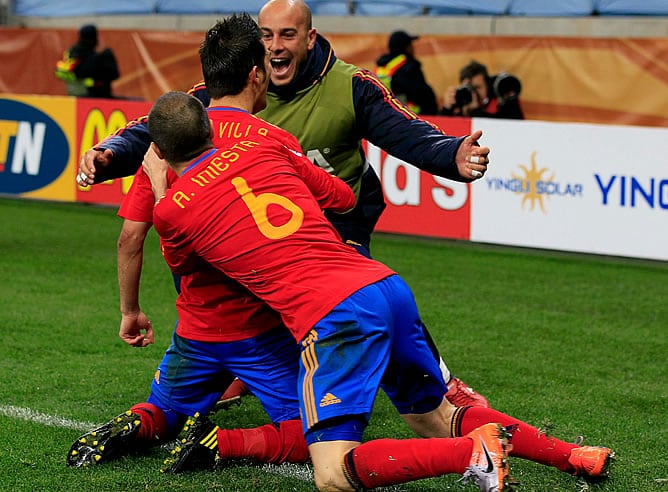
[454,406,577,472]
[217,419,309,464]
[129,402,168,443]
[343,437,472,489]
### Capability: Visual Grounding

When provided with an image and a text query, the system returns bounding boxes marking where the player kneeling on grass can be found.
[144,81,515,490]
[76,0,494,414]
[67,14,614,492]
[145,86,614,491]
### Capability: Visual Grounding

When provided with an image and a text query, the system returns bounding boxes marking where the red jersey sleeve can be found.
[118,167,180,223]
[117,167,154,222]
[283,145,356,213]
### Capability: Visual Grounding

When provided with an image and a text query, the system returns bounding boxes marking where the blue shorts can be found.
[300,274,447,444]
[148,325,301,432]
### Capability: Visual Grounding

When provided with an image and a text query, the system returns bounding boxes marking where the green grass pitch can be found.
[0,197,666,491]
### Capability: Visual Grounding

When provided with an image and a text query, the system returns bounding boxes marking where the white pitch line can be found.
[0,404,406,490]
[260,463,407,491]
[260,462,314,482]
[0,404,319,484]
[0,404,100,431]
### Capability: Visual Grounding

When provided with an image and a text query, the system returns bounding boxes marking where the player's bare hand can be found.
[455,129,490,180]
[77,147,114,186]
[119,311,154,347]
[142,144,169,200]
[141,145,167,177]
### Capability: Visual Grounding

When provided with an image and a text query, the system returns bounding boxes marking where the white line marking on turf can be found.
[1,404,407,490]
[0,404,100,431]
[260,463,407,490]
[261,463,314,481]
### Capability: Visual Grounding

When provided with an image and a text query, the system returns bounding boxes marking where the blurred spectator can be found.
[441,60,524,119]
[374,30,439,115]
[55,24,120,98]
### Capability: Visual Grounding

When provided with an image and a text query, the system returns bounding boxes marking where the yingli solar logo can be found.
[486,151,583,212]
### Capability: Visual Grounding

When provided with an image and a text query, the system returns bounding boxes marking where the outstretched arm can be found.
[78,116,150,186]
[353,69,489,182]
[77,83,212,186]
[77,147,115,186]
[117,218,154,347]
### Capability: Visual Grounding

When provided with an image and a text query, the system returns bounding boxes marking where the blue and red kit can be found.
[152,108,447,442]
[117,148,300,427]
[120,165,282,343]
[154,108,391,341]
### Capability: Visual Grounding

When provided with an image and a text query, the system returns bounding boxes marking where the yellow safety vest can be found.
[373,54,421,114]
[55,51,94,96]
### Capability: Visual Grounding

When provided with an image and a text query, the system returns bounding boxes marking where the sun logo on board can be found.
[512,151,555,213]
[486,152,583,209]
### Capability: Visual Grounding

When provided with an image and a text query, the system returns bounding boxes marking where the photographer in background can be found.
[441,60,524,119]
[375,30,439,115]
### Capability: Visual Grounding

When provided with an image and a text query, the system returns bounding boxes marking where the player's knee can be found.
[441,397,456,420]
[310,440,359,491]
[403,396,456,438]
[313,466,354,492]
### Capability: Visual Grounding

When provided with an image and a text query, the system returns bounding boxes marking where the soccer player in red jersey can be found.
[68,159,310,468]
[142,16,613,490]
[147,86,513,491]
[69,15,613,489]
[77,0,492,411]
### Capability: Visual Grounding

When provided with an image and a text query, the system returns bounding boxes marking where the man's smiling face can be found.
[259,0,316,86]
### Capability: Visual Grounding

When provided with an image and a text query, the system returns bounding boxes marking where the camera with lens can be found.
[454,84,475,107]
[491,72,522,104]
[454,73,521,108]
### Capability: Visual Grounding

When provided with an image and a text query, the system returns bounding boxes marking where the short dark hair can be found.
[148,91,211,164]
[459,60,489,82]
[200,13,266,99]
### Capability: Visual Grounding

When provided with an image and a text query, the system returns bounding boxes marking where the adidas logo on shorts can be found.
[319,392,342,407]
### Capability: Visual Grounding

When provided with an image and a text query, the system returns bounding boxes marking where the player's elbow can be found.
[117,227,148,255]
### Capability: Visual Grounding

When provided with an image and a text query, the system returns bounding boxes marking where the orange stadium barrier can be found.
[0,28,666,128]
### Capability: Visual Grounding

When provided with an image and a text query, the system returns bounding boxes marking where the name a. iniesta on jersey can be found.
[171,140,260,209]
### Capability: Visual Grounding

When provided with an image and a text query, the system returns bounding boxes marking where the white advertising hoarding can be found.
[470,118,668,261]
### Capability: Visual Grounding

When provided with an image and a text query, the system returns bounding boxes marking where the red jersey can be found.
[118,157,282,343]
[153,108,394,341]
[118,165,178,223]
